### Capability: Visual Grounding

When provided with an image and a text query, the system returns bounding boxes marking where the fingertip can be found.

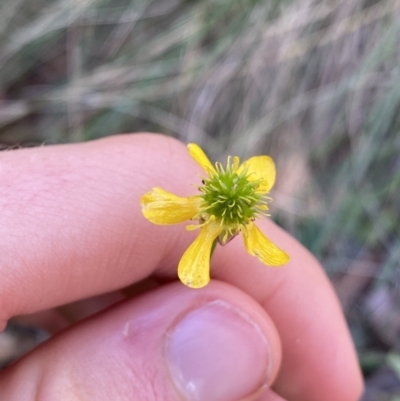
[0,281,282,401]
[0,133,201,319]
[211,218,363,401]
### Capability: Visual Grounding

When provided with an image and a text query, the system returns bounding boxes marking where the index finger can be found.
[0,134,199,321]
[0,134,362,401]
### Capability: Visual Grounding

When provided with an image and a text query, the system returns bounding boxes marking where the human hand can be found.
[0,134,363,401]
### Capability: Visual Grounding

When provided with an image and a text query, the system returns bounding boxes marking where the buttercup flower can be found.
[141,144,289,288]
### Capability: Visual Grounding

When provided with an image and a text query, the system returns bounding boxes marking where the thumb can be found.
[0,281,281,401]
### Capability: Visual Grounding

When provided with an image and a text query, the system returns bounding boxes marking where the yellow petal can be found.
[188,143,217,175]
[237,155,276,193]
[233,156,240,171]
[178,222,222,288]
[141,187,201,225]
[243,222,289,266]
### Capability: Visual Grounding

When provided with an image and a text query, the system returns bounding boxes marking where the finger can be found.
[255,389,288,401]
[0,281,281,401]
[0,134,196,324]
[213,222,363,401]
[0,134,363,400]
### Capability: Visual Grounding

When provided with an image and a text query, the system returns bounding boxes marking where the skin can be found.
[0,133,363,401]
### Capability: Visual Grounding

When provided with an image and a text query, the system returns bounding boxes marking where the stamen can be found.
[226,156,231,172]
[233,156,240,171]
[228,200,236,208]
[215,162,225,174]
[186,216,214,231]
[220,181,228,190]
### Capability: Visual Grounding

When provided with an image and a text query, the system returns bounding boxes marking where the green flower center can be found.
[198,160,269,243]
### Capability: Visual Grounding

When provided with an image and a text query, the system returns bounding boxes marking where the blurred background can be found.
[0,0,399,399]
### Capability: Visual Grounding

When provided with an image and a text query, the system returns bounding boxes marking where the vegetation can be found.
[1,0,400,398]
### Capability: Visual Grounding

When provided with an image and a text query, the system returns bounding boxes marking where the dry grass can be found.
[1,0,400,397]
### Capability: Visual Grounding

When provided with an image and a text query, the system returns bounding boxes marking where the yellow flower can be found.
[141,143,289,288]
